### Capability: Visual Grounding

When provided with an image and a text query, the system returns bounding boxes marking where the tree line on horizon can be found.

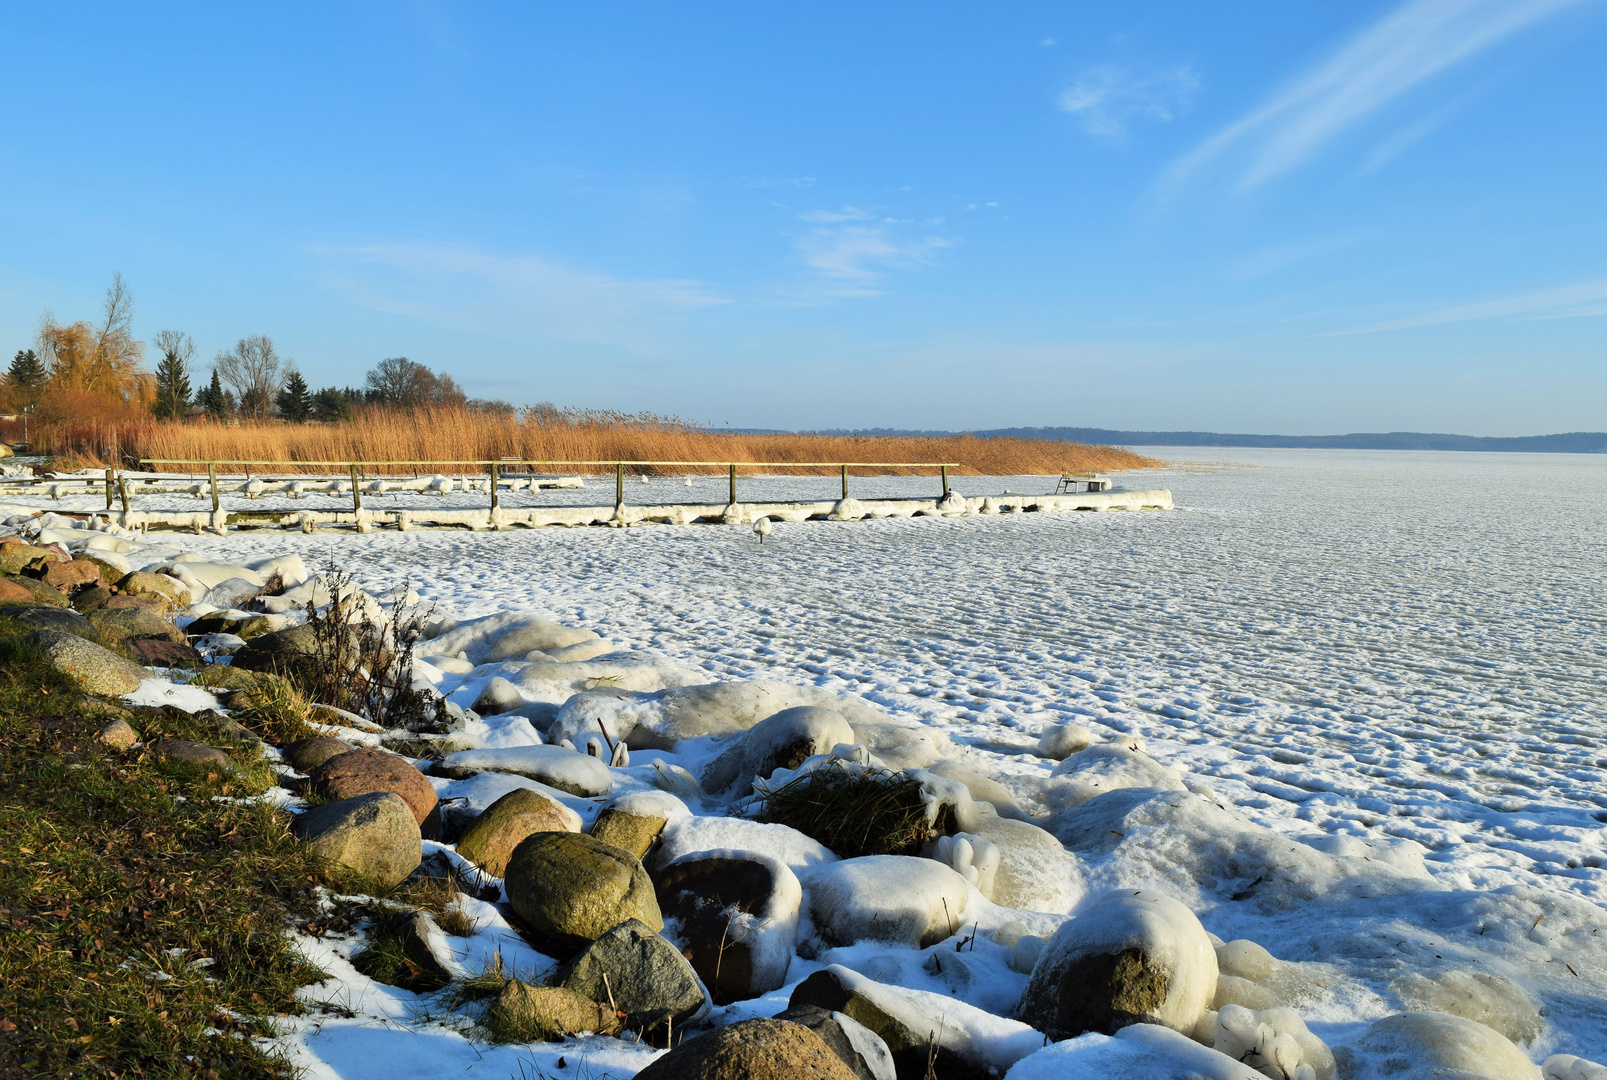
[2,274,521,430]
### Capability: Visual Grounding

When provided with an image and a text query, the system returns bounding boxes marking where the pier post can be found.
[841,464,848,500]
[208,464,219,514]
[350,464,362,513]
[117,476,130,515]
[490,463,500,510]
[616,463,624,509]
[104,468,113,511]
[729,463,736,506]
[941,465,949,497]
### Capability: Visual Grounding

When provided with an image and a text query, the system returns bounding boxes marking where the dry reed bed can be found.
[38,409,1161,477]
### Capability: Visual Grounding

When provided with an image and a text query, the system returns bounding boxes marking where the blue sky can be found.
[2,1,1604,434]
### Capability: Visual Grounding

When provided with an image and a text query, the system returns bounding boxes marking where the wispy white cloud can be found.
[798,206,876,224]
[1226,236,1354,280]
[1059,64,1200,140]
[794,225,949,297]
[1163,0,1581,192]
[1040,37,1058,47]
[1357,98,1465,173]
[312,243,726,349]
[1325,276,1607,335]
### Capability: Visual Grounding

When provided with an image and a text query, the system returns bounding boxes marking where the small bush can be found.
[751,761,954,858]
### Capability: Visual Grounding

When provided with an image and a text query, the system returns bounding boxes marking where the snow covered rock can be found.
[590,807,670,860]
[1214,1004,1336,1080]
[416,611,598,664]
[455,788,578,877]
[291,792,420,890]
[701,706,857,797]
[964,811,1082,915]
[1016,888,1218,1040]
[1545,1056,1607,1080]
[1003,1023,1267,1080]
[657,815,836,873]
[1348,1012,1541,1080]
[789,964,1043,1078]
[632,1017,859,1080]
[1047,743,1187,808]
[436,744,613,798]
[555,918,709,1038]
[471,676,528,716]
[930,833,1001,899]
[503,832,662,953]
[1391,970,1542,1046]
[774,1005,896,1080]
[310,748,438,826]
[656,851,802,1003]
[802,855,970,949]
[1037,722,1094,760]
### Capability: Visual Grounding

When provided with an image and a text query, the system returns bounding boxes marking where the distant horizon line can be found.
[735,427,1607,454]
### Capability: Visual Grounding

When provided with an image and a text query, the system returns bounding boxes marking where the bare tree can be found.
[214,334,285,421]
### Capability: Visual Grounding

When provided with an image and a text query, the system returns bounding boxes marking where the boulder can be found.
[310,749,437,826]
[555,918,709,1038]
[471,676,526,716]
[700,705,856,797]
[10,606,96,639]
[0,577,37,604]
[963,813,1081,915]
[1016,889,1218,1041]
[395,910,460,984]
[656,852,802,1003]
[231,623,324,673]
[1350,1012,1539,1080]
[70,585,114,613]
[117,571,188,607]
[291,792,421,890]
[1036,722,1093,760]
[39,558,102,594]
[0,543,55,575]
[186,612,281,640]
[789,965,1042,1079]
[97,718,140,750]
[4,576,67,607]
[488,980,620,1041]
[455,788,576,877]
[436,744,613,798]
[801,856,969,949]
[125,638,203,668]
[31,629,146,694]
[589,806,668,860]
[775,1005,897,1080]
[88,606,185,647]
[503,832,662,953]
[151,739,230,770]
[282,736,355,773]
[74,553,127,588]
[632,1018,859,1080]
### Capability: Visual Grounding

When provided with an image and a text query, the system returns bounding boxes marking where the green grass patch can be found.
[0,617,329,1078]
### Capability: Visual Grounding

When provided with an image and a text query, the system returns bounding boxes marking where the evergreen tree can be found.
[150,330,194,420]
[276,369,312,422]
[311,386,357,422]
[7,349,45,388]
[196,370,234,421]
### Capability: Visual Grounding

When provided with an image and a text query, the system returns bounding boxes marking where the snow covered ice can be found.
[11,449,1607,1077]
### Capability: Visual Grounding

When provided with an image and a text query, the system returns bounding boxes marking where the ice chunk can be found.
[1545,1056,1607,1080]
[1215,1004,1335,1080]
[965,809,1083,915]
[1048,744,1187,808]
[415,611,598,664]
[1037,721,1094,760]
[1392,970,1542,1045]
[931,834,1000,899]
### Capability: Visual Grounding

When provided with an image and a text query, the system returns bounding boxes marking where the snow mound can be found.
[802,855,970,949]
[1348,1012,1540,1080]
[1048,744,1187,808]
[436,744,613,798]
[656,815,836,873]
[417,611,598,664]
[1005,1024,1267,1080]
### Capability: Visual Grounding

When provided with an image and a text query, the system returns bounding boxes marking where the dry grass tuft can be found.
[752,762,954,858]
[38,407,1161,477]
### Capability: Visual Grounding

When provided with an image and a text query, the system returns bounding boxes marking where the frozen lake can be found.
[131,447,1607,902]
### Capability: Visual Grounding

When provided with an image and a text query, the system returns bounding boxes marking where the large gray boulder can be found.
[1015,889,1218,1040]
[89,605,185,647]
[10,606,95,639]
[775,1005,896,1080]
[632,1018,860,1080]
[291,791,421,890]
[503,832,662,953]
[555,918,709,1039]
[699,706,855,797]
[231,623,324,673]
[31,629,146,694]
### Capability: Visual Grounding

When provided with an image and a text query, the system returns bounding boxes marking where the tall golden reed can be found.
[37,408,1160,476]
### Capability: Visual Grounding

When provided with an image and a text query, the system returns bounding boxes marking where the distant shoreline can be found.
[753,427,1607,454]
